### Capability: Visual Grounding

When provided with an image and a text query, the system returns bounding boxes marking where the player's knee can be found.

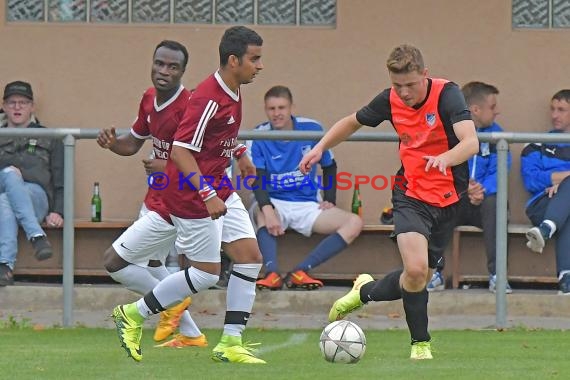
[338,213,364,243]
[103,247,127,273]
[404,265,428,285]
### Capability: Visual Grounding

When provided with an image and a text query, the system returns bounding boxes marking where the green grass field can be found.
[1,325,569,380]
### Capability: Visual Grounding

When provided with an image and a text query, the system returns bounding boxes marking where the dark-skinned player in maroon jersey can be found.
[300,44,479,360]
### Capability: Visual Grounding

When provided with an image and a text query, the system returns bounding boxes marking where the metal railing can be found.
[1,127,569,328]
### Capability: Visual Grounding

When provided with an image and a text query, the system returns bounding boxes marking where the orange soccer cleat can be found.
[284,270,323,290]
[153,297,192,341]
[256,272,283,290]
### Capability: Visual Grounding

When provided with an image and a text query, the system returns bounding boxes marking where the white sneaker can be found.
[526,226,546,254]
[426,271,445,292]
[489,274,512,294]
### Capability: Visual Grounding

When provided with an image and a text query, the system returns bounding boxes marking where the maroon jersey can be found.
[130,85,190,211]
[161,72,242,219]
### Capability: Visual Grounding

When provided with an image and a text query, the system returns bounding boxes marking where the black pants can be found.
[435,195,502,275]
[526,177,570,275]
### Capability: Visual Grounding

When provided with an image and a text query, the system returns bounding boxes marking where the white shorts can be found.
[269,198,322,237]
[171,192,256,263]
[112,209,177,266]
[139,203,178,260]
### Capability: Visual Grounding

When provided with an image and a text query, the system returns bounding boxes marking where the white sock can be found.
[147,265,171,281]
[543,220,557,237]
[223,263,262,337]
[152,267,218,309]
[108,265,159,294]
[178,310,202,337]
[136,298,154,318]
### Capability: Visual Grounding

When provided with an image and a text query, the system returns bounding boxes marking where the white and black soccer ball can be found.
[319,320,366,363]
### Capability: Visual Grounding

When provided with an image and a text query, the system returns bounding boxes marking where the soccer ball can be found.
[319,320,366,363]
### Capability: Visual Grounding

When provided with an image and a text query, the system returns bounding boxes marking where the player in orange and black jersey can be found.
[300,44,479,360]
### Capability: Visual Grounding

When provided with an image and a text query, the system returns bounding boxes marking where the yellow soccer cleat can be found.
[410,341,433,360]
[155,333,208,348]
[328,273,374,322]
[112,304,144,362]
[211,335,266,364]
[153,297,192,341]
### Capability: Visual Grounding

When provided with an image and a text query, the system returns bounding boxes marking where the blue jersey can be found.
[468,122,511,196]
[520,129,570,207]
[250,116,334,202]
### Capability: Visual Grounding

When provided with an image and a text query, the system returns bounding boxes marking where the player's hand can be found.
[45,212,63,228]
[299,147,323,174]
[264,209,285,236]
[205,196,227,220]
[423,154,450,175]
[546,184,559,198]
[467,179,485,205]
[319,201,335,210]
[237,155,256,186]
[97,127,117,149]
[142,158,166,175]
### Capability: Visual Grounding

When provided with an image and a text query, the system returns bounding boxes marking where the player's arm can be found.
[321,159,337,205]
[448,120,479,165]
[109,130,145,156]
[424,84,479,174]
[300,114,361,174]
[170,145,227,219]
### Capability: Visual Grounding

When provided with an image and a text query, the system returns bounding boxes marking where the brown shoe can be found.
[31,235,53,260]
[0,263,14,286]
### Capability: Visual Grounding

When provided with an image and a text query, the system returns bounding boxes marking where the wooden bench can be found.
[451,224,558,288]
[14,219,134,277]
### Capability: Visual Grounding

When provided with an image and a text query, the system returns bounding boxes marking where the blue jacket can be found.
[520,129,570,207]
[469,122,511,196]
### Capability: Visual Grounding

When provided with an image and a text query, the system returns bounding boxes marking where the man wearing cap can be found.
[0,81,63,286]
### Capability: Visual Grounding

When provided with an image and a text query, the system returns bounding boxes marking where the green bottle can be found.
[351,184,362,217]
[91,182,102,222]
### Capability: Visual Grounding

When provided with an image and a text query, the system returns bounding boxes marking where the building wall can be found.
[1,0,569,226]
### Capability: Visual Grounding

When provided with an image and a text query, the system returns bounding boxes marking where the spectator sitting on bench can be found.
[250,85,363,290]
[521,89,570,295]
[0,81,62,286]
[427,81,512,293]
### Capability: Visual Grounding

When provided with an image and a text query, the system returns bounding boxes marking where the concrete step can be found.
[1,284,569,330]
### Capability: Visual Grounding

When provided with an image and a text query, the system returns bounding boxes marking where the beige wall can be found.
[1,0,569,224]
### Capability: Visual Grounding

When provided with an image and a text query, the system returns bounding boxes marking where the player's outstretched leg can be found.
[112,303,144,362]
[328,274,374,322]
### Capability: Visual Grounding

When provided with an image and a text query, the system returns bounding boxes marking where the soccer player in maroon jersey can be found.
[97,40,205,348]
[111,26,266,364]
[300,44,479,360]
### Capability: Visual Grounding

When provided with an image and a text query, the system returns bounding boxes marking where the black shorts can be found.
[392,186,459,268]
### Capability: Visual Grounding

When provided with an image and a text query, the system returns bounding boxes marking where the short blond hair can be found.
[386,44,425,74]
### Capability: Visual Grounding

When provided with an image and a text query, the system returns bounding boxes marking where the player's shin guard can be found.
[150,267,218,311]
[224,263,262,336]
[401,287,431,343]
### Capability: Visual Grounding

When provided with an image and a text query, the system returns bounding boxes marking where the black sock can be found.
[360,269,403,302]
[401,287,430,343]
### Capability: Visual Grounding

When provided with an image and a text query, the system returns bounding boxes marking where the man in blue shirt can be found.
[427,81,512,293]
[522,89,570,294]
[249,86,363,290]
